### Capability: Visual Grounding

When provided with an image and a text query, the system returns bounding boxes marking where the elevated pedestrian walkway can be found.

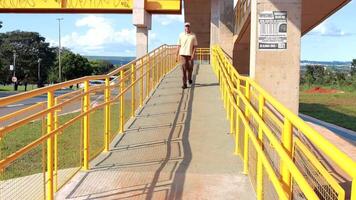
[56,64,254,200]
[1,45,355,200]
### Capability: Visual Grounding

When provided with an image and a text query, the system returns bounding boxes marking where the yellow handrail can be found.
[0,44,179,200]
[211,45,356,200]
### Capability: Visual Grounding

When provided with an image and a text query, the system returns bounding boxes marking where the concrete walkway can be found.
[56,64,254,200]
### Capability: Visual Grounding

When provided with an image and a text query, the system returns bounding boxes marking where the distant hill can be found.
[301,60,351,72]
[85,56,135,66]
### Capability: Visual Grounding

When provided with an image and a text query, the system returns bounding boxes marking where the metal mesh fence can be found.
[293,141,342,200]
[0,142,46,200]
[263,167,279,200]
[56,119,82,191]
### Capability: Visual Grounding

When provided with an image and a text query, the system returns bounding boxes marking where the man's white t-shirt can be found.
[178,32,198,56]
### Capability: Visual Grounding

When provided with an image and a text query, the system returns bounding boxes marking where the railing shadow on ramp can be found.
[60,65,202,200]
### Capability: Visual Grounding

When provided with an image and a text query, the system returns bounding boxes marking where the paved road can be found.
[0,88,132,127]
[300,114,356,143]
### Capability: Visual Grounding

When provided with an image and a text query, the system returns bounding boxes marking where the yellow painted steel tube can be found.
[236,89,319,199]
[54,98,59,192]
[46,91,55,200]
[83,80,90,170]
[120,70,124,133]
[281,118,293,197]
[249,77,356,178]
[227,92,288,200]
[131,64,135,117]
[243,81,250,174]
[146,56,150,98]
[140,60,144,107]
[294,138,345,200]
[352,179,356,200]
[0,101,45,122]
[234,80,241,155]
[104,77,110,152]
[256,94,264,200]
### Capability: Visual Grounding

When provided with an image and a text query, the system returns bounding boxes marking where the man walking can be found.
[176,22,198,89]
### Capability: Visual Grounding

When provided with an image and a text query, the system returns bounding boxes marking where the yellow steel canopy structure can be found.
[0,0,181,14]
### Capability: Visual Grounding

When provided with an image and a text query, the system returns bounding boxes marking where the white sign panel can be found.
[10,65,14,71]
[258,11,287,50]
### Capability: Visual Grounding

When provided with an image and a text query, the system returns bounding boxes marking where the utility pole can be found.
[12,50,17,91]
[57,18,64,82]
[38,58,42,88]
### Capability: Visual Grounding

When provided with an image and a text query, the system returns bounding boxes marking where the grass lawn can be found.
[299,85,356,132]
[0,101,132,180]
[0,84,38,92]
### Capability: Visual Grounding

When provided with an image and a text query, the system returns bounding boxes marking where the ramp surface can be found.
[56,64,254,200]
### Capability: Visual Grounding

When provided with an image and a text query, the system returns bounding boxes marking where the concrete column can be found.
[249,0,302,113]
[219,0,234,57]
[136,27,148,59]
[133,0,152,58]
[233,42,250,75]
[184,0,211,48]
[210,0,220,46]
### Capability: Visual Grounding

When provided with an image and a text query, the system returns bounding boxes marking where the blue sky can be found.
[0,1,355,61]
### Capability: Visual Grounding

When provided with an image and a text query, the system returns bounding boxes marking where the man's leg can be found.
[181,56,188,88]
[188,58,194,84]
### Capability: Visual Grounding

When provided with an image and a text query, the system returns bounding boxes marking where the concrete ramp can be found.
[56,64,254,200]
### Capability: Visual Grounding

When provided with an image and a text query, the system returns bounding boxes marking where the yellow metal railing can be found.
[194,48,210,64]
[211,45,356,200]
[0,45,179,200]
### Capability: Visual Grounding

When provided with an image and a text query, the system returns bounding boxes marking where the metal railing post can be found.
[119,70,124,133]
[199,48,202,64]
[153,51,156,87]
[83,80,90,170]
[257,94,265,200]
[140,60,144,107]
[243,81,250,174]
[46,91,55,200]
[281,118,293,198]
[351,179,356,200]
[53,97,59,192]
[235,79,241,155]
[131,64,135,117]
[104,77,110,152]
[146,56,150,98]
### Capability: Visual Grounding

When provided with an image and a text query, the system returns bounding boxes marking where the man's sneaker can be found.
[182,84,187,89]
[188,79,193,85]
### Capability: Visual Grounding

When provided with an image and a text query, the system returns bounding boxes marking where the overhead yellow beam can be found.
[0,0,181,14]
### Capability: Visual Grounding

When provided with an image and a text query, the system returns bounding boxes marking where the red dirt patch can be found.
[305,87,344,94]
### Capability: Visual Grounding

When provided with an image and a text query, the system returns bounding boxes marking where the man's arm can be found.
[191,45,197,61]
[176,45,181,62]
[191,35,198,61]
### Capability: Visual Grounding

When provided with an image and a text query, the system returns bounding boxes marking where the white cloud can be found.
[52,15,136,55]
[49,15,167,56]
[154,15,184,26]
[308,22,351,37]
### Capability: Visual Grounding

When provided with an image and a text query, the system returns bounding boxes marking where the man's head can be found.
[184,22,191,33]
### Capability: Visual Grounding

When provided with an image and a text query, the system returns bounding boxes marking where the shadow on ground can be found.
[62,65,200,200]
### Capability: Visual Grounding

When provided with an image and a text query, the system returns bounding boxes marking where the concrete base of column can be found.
[136,27,148,59]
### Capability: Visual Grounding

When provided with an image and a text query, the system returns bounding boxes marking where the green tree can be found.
[0,31,56,89]
[52,50,92,82]
[351,59,356,76]
[90,60,115,75]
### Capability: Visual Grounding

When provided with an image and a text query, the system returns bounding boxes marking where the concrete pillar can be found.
[185,0,211,48]
[233,42,250,75]
[133,0,152,58]
[136,27,148,59]
[210,0,220,46]
[249,0,302,113]
[219,0,234,57]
